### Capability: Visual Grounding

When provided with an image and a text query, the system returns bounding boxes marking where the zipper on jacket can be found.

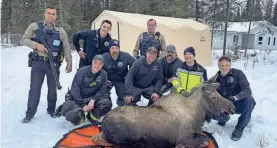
[185,71,190,91]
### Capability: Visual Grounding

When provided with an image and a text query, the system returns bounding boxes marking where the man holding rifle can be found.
[21,6,72,123]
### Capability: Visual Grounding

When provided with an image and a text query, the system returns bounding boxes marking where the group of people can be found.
[21,7,256,142]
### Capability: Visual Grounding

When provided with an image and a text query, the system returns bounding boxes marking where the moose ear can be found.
[202,83,220,94]
[204,75,218,84]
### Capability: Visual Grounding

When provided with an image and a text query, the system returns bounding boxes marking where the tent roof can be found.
[94,10,210,31]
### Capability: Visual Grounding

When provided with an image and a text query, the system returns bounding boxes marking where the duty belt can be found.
[37,56,58,61]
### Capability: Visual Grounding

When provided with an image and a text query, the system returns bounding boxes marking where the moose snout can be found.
[229,104,236,115]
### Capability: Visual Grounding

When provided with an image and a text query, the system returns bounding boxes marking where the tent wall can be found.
[91,11,212,66]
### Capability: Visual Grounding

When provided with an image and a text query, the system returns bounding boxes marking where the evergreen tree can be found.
[272,2,277,26]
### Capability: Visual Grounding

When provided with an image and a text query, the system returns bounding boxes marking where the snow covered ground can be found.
[1,46,277,148]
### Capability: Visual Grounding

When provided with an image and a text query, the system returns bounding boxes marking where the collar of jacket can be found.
[183,60,200,71]
[42,20,59,31]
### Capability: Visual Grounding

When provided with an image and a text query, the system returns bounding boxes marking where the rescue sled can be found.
[54,124,219,148]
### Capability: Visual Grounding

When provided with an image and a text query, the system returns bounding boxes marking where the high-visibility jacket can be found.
[172,61,207,93]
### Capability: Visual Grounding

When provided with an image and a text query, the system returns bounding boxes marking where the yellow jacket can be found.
[172,62,207,93]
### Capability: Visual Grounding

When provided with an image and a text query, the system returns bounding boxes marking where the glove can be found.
[181,90,191,97]
[228,96,238,102]
[107,81,113,89]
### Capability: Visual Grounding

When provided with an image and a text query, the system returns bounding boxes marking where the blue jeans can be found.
[213,96,256,128]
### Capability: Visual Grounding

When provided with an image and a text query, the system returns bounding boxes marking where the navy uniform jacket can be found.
[70,66,108,105]
[72,29,112,64]
[125,56,164,95]
[211,68,252,100]
[102,51,135,83]
[159,57,183,87]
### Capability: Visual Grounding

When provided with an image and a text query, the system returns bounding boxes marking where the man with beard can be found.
[125,47,164,106]
[172,47,207,97]
[73,20,112,69]
[159,45,183,93]
[207,56,256,141]
[102,39,135,106]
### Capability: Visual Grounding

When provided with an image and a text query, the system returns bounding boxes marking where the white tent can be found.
[91,10,212,66]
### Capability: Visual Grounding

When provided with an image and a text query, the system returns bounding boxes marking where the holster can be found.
[28,52,38,67]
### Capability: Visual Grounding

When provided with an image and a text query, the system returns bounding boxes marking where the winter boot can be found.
[231,126,245,141]
[22,116,33,123]
[47,111,57,118]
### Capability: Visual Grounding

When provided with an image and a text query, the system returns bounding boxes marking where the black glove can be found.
[228,96,236,102]
[107,81,113,89]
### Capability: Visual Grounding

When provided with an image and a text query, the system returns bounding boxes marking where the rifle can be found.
[39,29,62,90]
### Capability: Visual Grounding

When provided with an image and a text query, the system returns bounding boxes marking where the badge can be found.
[118,61,123,67]
[53,40,60,46]
[228,76,234,83]
[155,35,159,40]
[104,41,109,46]
[90,81,97,87]
[153,66,158,71]
[114,40,119,45]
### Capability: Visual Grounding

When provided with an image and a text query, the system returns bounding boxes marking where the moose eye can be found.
[213,96,217,99]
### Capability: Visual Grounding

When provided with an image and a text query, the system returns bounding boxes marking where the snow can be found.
[1,46,277,148]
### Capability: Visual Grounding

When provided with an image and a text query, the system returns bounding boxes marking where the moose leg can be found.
[91,132,114,146]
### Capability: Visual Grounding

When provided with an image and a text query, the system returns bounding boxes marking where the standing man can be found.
[58,55,112,126]
[102,39,135,106]
[134,19,166,57]
[125,47,164,106]
[159,45,183,93]
[21,6,72,123]
[172,47,207,97]
[208,56,256,141]
[73,20,112,69]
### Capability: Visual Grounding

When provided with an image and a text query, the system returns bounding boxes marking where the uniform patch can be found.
[228,76,234,83]
[155,35,159,40]
[90,81,97,87]
[104,41,109,46]
[153,66,158,71]
[114,40,119,45]
[117,61,123,67]
[53,40,61,46]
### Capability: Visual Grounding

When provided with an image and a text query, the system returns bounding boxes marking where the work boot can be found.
[22,116,33,123]
[231,126,245,141]
[47,111,57,118]
[217,113,230,126]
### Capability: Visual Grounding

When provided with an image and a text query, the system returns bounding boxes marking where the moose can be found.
[92,83,236,148]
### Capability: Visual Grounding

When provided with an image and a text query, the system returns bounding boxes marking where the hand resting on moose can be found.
[91,83,236,148]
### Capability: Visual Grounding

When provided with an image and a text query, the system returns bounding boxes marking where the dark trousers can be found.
[26,60,60,117]
[78,58,90,69]
[213,96,256,128]
[112,82,125,106]
[61,99,112,125]
[129,85,155,106]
